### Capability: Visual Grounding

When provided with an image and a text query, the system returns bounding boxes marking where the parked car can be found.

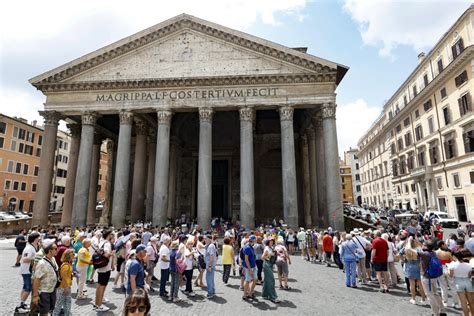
[14,212,30,219]
[0,212,17,221]
[425,211,459,228]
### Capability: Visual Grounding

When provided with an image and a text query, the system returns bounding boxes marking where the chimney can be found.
[418,52,425,63]
[32,120,37,127]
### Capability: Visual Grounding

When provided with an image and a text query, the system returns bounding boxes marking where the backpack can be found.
[92,243,109,269]
[425,253,443,279]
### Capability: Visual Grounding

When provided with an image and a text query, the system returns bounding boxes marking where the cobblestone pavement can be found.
[0,239,462,315]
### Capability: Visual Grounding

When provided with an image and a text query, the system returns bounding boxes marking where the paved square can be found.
[0,239,461,315]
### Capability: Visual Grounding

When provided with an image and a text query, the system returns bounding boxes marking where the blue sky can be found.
[0,0,471,154]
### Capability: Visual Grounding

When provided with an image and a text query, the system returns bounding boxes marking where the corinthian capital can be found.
[156,110,173,125]
[81,111,99,126]
[278,106,294,122]
[239,107,255,121]
[198,107,214,123]
[134,118,148,135]
[118,110,133,125]
[321,103,336,120]
[39,111,62,126]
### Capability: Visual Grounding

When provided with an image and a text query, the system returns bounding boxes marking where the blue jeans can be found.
[160,268,169,295]
[344,260,357,286]
[206,268,215,296]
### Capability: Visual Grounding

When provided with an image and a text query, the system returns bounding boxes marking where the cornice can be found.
[30,17,342,90]
[34,73,336,92]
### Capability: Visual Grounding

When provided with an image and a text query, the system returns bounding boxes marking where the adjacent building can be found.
[358,5,474,221]
[345,148,362,205]
[0,114,43,212]
[50,129,71,211]
[340,159,354,204]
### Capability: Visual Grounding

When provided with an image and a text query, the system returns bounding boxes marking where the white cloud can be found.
[336,99,380,154]
[0,88,44,123]
[343,0,471,57]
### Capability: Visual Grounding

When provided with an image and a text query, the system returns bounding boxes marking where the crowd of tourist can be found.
[11,213,474,316]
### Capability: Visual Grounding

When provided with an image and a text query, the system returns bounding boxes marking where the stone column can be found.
[307,127,319,227]
[416,182,426,211]
[197,108,214,229]
[99,140,115,226]
[313,114,327,226]
[321,103,344,231]
[71,112,98,228]
[279,106,298,228]
[167,138,178,221]
[111,111,134,228]
[300,135,312,227]
[61,123,81,227]
[239,107,255,229]
[130,119,148,223]
[145,130,156,222]
[426,179,436,210]
[32,111,61,227]
[153,110,173,227]
[86,133,102,226]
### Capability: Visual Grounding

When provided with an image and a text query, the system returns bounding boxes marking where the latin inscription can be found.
[96,87,279,102]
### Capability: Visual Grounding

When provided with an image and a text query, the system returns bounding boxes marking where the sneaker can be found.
[442,302,448,307]
[95,305,110,312]
[15,306,29,313]
[188,292,196,297]
[420,299,426,305]
[207,294,215,299]
[102,297,110,303]
[409,299,416,305]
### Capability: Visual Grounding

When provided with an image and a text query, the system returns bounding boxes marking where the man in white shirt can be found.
[89,230,102,283]
[94,230,115,312]
[15,232,40,314]
[352,229,370,284]
[159,236,171,296]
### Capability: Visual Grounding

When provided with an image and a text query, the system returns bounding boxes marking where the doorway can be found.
[455,196,467,222]
[212,160,229,219]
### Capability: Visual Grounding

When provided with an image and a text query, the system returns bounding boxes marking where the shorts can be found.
[298,241,306,250]
[244,267,258,282]
[117,257,125,272]
[146,261,156,274]
[16,248,24,255]
[22,274,32,292]
[308,248,316,257]
[372,262,388,272]
[97,271,111,286]
[39,291,56,314]
[276,260,289,277]
[454,277,473,292]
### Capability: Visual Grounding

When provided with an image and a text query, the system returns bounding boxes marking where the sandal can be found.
[284,286,291,290]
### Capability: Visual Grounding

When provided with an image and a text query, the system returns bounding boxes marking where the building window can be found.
[404,184,409,194]
[418,150,426,166]
[397,138,404,151]
[400,157,406,175]
[20,182,26,191]
[15,162,21,174]
[13,126,18,138]
[342,184,345,190]
[4,180,11,190]
[440,87,447,99]
[424,99,433,112]
[470,171,474,184]
[423,74,429,87]
[436,177,443,190]
[411,183,416,192]
[455,70,468,87]
[36,148,41,157]
[18,128,26,140]
[415,109,420,119]
[443,107,450,125]
[11,140,16,151]
[34,166,39,176]
[403,117,410,127]
[429,143,439,164]
[415,125,423,141]
[13,181,19,191]
[32,183,37,192]
[23,164,28,175]
[0,122,5,134]
[407,152,415,170]
[0,137,3,148]
[19,143,24,153]
[397,186,401,194]
[428,116,434,134]
[38,135,43,146]
[388,111,393,120]
[404,95,408,106]
[413,85,418,97]
[404,133,412,146]
[355,174,360,181]
[396,124,402,133]
[437,58,444,73]
[356,185,361,192]
[355,163,359,170]
[444,134,457,159]
[463,125,474,153]
[453,173,461,188]
[458,93,472,116]
[7,160,14,172]
[452,38,464,59]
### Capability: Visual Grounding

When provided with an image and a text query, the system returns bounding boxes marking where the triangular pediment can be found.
[30,14,348,90]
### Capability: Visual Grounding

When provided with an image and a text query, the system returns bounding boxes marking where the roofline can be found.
[29,13,349,85]
[0,113,44,132]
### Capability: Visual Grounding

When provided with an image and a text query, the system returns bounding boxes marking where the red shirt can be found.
[322,235,333,252]
[371,237,388,263]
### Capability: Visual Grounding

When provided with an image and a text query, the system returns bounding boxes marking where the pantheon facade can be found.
[29,14,348,230]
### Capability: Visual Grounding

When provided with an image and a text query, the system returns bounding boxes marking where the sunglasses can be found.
[127,305,147,313]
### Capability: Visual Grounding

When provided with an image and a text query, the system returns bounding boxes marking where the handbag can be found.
[176,256,186,273]
[43,257,61,289]
[92,243,109,269]
[346,242,363,262]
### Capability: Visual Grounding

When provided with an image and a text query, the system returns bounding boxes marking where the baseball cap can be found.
[249,235,257,241]
[135,244,146,253]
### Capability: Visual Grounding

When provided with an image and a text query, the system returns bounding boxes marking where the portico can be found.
[29,14,348,230]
